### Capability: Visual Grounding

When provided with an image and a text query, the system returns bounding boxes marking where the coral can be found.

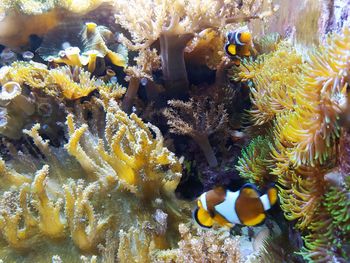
[163,97,228,167]
[252,32,281,55]
[49,66,98,100]
[47,23,127,71]
[154,224,241,263]
[65,102,182,196]
[2,62,51,89]
[0,99,186,260]
[236,136,274,187]
[0,80,36,139]
[235,27,350,262]
[115,0,278,94]
[184,28,225,69]
[117,226,154,263]
[121,48,161,113]
[280,27,349,167]
[64,180,114,251]
[234,41,303,126]
[0,157,32,188]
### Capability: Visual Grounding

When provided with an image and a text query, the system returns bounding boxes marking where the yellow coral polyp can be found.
[50,66,97,99]
[3,61,51,89]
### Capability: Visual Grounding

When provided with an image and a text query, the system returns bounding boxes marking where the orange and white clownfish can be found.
[224,30,252,65]
[193,183,278,228]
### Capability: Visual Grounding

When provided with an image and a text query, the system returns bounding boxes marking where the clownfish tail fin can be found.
[266,183,278,206]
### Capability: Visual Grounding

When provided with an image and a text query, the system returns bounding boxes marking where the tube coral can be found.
[163,97,228,167]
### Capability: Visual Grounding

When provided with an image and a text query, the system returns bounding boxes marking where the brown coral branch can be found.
[164,97,228,167]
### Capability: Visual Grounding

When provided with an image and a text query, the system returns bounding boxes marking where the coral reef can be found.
[114,0,278,95]
[0,101,187,260]
[0,0,349,262]
[235,27,350,262]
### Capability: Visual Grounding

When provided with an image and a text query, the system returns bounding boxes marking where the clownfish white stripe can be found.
[260,194,271,211]
[200,192,208,211]
[234,32,244,46]
[214,190,241,224]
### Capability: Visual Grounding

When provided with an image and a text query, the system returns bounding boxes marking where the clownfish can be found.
[224,30,252,65]
[193,183,278,229]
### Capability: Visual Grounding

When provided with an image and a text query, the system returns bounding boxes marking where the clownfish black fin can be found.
[193,207,214,229]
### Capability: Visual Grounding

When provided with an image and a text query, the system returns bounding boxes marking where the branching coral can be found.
[163,97,228,167]
[115,0,278,94]
[64,179,114,252]
[65,102,182,197]
[154,224,241,262]
[0,97,186,260]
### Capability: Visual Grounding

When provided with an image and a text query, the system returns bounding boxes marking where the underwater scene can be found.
[0,0,349,262]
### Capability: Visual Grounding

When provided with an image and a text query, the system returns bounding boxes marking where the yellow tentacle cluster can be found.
[235,42,303,126]
[236,27,350,262]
